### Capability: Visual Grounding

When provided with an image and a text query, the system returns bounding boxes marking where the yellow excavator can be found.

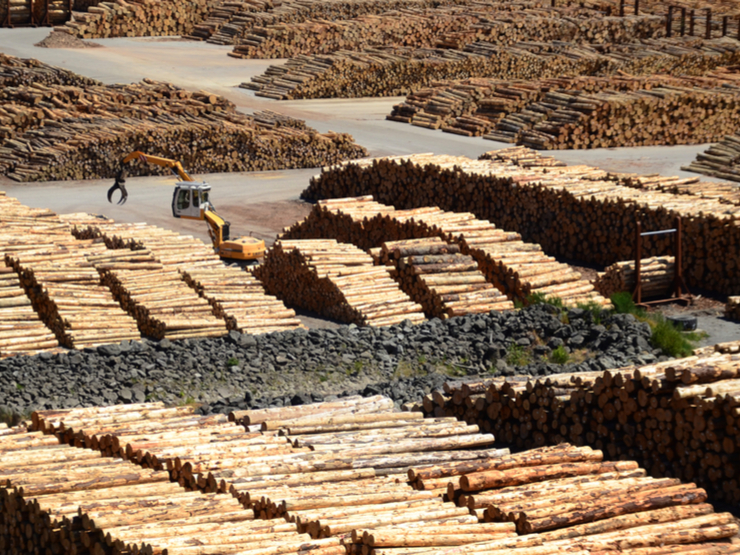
[107,152,266,261]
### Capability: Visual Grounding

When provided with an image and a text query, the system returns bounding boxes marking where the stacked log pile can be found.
[53,0,213,39]
[0,266,58,357]
[254,239,426,327]
[593,256,675,298]
[74,221,303,335]
[28,399,740,554]
[725,296,740,321]
[243,37,740,100]
[229,9,663,60]
[99,267,227,340]
[182,266,303,334]
[378,238,514,318]
[302,154,740,295]
[387,69,740,149]
[284,197,608,306]
[0,424,330,555]
[0,55,366,182]
[426,351,740,505]
[683,132,740,183]
[4,238,142,349]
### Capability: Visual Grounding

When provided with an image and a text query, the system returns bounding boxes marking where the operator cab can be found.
[172,182,213,220]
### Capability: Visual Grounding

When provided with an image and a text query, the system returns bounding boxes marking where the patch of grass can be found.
[0,406,31,427]
[506,344,531,367]
[527,292,565,309]
[576,300,605,325]
[610,291,645,317]
[226,357,239,367]
[649,315,703,358]
[550,345,569,364]
[15,383,23,391]
[441,363,466,378]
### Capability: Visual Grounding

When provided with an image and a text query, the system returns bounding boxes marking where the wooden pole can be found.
[705,8,711,39]
[689,9,694,36]
[633,221,642,305]
[666,6,673,37]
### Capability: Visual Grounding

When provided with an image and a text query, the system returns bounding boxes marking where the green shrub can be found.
[550,345,570,364]
[649,315,702,358]
[506,344,531,367]
[527,292,565,309]
[576,300,605,325]
[610,291,645,318]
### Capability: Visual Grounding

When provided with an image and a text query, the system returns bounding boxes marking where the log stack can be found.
[243,37,740,100]
[284,197,608,307]
[181,266,303,334]
[379,238,514,318]
[725,296,740,321]
[0,266,58,357]
[27,399,740,555]
[0,423,330,555]
[254,239,426,327]
[99,267,228,340]
[0,55,366,182]
[425,351,740,505]
[683,132,740,183]
[302,153,740,295]
[229,9,663,60]
[593,256,675,299]
[5,240,142,349]
[73,221,304,335]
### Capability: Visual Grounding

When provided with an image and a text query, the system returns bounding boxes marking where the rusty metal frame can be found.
[632,217,692,308]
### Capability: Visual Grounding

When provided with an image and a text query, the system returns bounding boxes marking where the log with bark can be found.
[683,131,740,184]
[301,152,740,296]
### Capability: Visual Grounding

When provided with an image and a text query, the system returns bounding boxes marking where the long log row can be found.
[302,153,740,295]
[0,55,366,182]
[283,197,608,306]
[426,351,740,505]
[683,132,740,184]
[4,236,141,349]
[242,37,740,100]
[0,425,334,555]
[229,8,663,60]
[28,400,740,555]
[388,68,740,149]
[53,0,213,39]
[253,239,426,327]
[377,238,514,318]
[390,69,740,138]
[725,296,740,321]
[593,256,675,299]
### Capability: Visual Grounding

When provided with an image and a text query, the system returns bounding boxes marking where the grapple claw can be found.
[107,170,128,205]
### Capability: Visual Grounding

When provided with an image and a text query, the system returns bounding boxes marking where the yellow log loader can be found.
[107,151,266,261]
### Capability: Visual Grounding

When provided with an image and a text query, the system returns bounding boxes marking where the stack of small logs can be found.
[593,256,675,299]
[243,37,740,100]
[0,55,366,182]
[229,8,663,60]
[425,351,740,505]
[683,132,740,183]
[4,236,142,349]
[181,265,303,334]
[0,420,337,555]
[378,238,514,318]
[254,239,426,327]
[284,196,608,307]
[725,296,740,321]
[302,152,740,295]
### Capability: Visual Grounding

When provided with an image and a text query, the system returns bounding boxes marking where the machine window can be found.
[176,190,190,210]
[192,190,200,207]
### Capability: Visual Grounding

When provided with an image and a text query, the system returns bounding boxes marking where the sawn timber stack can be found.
[254,239,426,327]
